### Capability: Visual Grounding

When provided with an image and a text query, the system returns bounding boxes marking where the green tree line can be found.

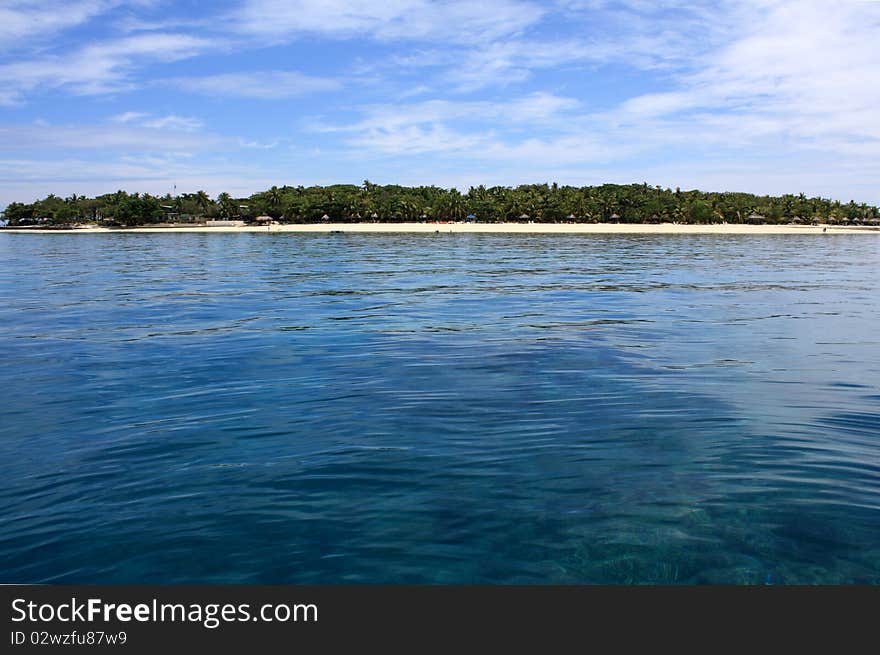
[3,182,879,226]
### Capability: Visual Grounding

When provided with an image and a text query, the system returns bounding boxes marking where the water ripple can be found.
[1,233,879,583]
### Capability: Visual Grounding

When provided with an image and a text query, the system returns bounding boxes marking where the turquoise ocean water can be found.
[1,232,879,583]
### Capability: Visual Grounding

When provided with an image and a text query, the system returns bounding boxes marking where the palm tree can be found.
[267,186,283,219]
[217,192,237,219]
[195,190,211,218]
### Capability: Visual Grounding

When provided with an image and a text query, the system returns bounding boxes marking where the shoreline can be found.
[2,222,878,235]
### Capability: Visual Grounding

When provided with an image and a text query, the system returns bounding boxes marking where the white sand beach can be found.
[2,222,878,235]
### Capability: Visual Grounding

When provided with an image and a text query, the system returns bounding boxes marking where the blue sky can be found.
[1,0,879,207]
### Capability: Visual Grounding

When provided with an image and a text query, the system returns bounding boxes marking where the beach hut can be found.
[321,213,330,222]
[371,212,379,222]
[254,215,272,224]
[466,214,476,222]
[610,213,620,223]
[567,213,576,222]
[518,213,530,221]
[747,212,765,224]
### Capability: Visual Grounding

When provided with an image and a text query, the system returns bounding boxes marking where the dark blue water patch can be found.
[1,232,880,583]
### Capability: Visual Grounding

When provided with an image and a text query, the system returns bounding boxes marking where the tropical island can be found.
[2,182,879,231]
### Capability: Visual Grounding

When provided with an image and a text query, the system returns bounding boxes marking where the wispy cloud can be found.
[0,33,213,104]
[111,111,151,124]
[0,155,281,207]
[316,1,880,184]
[373,0,729,92]
[0,0,119,51]
[141,115,205,131]
[0,120,218,152]
[238,139,280,149]
[233,0,545,43]
[167,71,341,99]
[324,92,580,133]
[602,1,880,156]
[320,92,600,160]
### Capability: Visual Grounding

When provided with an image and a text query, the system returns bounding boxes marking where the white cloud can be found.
[111,111,151,124]
[109,112,205,132]
[327,92,580,133]
[167,71,340,99]
[374,0,730,92]
[0,156,280,207]
[323,93,615,163]
[238,139,280,149]
[0,0,118,50]
[0,33,213,103]
[141,115,205,131]
[349,123,489,155]
[606,1,880,156]
[233,0,544,43]
[0,121,219,152]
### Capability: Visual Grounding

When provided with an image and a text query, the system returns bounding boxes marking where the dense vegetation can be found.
[3,182,879,226]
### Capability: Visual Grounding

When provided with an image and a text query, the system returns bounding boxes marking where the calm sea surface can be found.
[1,232,879,584]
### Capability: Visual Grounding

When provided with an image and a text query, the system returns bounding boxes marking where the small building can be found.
[321,214,330,222]
[254,215,273,224]
[747,212,765,224]
[466,214,476,222]
[518,213,530,221]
